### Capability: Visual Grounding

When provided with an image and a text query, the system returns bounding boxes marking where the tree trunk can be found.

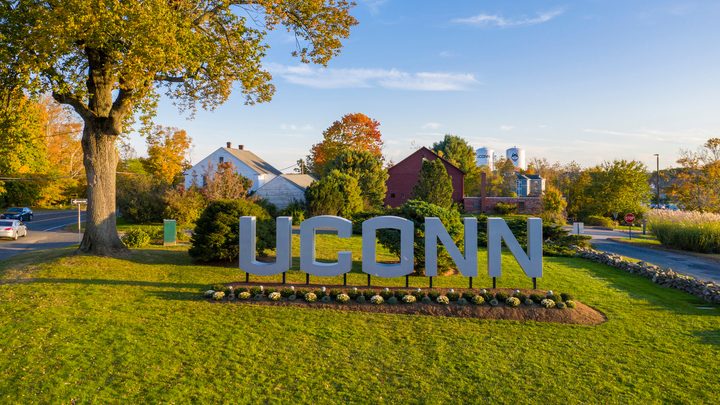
[79,121,126,255]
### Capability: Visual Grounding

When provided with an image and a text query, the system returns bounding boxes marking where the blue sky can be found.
[137,0,720,171]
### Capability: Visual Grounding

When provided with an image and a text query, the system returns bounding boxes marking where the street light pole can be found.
[654,153,660,206]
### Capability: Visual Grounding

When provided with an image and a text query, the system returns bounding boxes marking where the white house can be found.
[184,142,281,192]
[255,174,316,209]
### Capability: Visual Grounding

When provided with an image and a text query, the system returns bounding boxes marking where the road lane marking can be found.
[43,222,85,231]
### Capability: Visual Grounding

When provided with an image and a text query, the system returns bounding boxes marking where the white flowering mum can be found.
[436,296,450,305]
[204,290,215,298]
[402,295,416,304]
[370,295,384,305]
[336,293,351,303]
[212,291,225,301]
[304,292,317,302]
[238,291,251,300]
[541,298,556,308]
[268,292,282,301]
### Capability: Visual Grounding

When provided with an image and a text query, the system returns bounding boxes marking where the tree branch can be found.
[52,92,93,121]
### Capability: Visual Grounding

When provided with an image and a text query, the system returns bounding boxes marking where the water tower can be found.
[475,147,494,171]
[506,147,526,170]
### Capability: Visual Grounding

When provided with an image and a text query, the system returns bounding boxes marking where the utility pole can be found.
[654,153,660,206]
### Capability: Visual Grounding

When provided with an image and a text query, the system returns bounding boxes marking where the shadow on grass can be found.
[146,290,203,301]
[693,329,720,347]
[24,278,208,290]
[560,257,719,317]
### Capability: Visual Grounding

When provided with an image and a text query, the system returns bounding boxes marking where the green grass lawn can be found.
[1,236,719,402]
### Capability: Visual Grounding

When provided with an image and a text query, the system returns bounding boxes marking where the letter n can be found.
[425,217,478,277]
[487,217,542,278]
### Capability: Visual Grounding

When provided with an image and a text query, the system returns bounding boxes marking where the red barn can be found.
[384,147,465,207]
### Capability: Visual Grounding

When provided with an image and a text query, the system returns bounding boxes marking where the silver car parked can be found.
[0,220,28,240]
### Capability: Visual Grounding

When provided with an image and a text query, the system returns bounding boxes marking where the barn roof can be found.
[279,174,316,190]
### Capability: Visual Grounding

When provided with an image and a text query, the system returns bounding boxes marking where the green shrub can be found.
[351,209,386,235]
[494,202,517,215]
[189,199,273,262]
[280,288,294,298]
[494,291,509,301]
[584,215,616,228]
[446,291,460,301]
[560,293,574,301]
[394,290,408,299]
[380,289,394,300]
[305,170,363,217]
[461,292,474,301]
[529,293,544,303]
[427,291,441,300]
[556,301,567,309]
[280,200,307,225]
[347,289,360,299]
[249,286,263,296]
[163,187,207,227]
[565,300,577,309]
[411,290,425,299]
[377,199,463,275]
[121,228,151,248]
[386,296,398,305]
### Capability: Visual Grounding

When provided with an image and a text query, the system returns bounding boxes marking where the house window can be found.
[390,193,396,198]
[219,156,224,164]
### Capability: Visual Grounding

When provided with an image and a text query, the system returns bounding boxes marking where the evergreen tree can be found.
[305,170,363,217]
[412,159,454,209]
[325,149,388,209]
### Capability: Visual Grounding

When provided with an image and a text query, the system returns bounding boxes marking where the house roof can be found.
[516,173,543,180]
[389,146,465,175]
[224,147,281,176]
[279,174,316,190]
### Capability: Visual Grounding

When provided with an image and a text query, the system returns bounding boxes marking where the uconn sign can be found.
[238,216,543,282]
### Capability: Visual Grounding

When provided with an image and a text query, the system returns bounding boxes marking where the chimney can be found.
[226,142,232,148]
[238,144,244,150]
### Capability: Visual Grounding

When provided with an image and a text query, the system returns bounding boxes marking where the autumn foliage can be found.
[308,113,384,176]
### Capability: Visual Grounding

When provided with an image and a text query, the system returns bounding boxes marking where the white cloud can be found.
[422,122,441,130]
[268,63,479,91]
[361,0,388,14]
[452,9,564,27]
[280,123,314,132]
[500,125,515,131]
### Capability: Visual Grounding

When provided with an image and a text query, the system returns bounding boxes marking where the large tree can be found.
[412,159,454,209]
[307,113,383,176]
[146,126,192,186]
[324,149,388,209]
[0,1,357,254]
[432,134,481,195]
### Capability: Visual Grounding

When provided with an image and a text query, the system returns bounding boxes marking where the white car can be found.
[0,220,28,240]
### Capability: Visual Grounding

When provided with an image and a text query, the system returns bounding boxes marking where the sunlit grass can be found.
[0,240,718,402]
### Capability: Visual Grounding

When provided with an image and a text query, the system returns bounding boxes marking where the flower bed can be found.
[203,284,605,325]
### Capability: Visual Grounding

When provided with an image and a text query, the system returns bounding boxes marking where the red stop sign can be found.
[624,213,635,223]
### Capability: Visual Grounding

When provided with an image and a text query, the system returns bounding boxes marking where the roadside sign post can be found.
[624,213,635,240]
[71,199,87,244]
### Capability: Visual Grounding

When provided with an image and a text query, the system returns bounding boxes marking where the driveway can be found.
[0,210,85,261]
[579,227,720,283]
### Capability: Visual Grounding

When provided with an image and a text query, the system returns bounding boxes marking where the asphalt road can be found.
[0,209,85,261]
[580,227,720,283]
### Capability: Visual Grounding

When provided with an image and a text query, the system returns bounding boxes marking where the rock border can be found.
[575,247,720,304]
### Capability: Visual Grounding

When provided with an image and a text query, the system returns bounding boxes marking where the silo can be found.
[506,147,526,170]
[475,147,494,170]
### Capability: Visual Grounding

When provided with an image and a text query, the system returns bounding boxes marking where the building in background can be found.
[505,146,527,170]
[385,147,465,207]
[255,174,316,210]
[516,173,545,197]
[475,147,495,171]
[184,142,281,191]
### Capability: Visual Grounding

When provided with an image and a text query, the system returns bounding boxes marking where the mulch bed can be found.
[216,283,607,326]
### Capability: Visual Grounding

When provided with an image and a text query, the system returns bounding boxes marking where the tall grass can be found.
[646,209,720,253]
